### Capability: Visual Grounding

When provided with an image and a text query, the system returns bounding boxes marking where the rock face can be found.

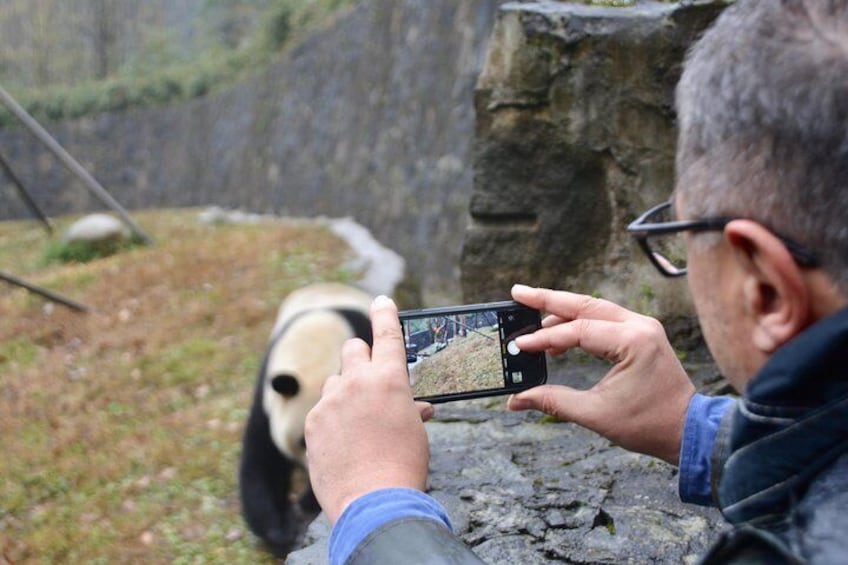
[462,0,726,322]
[288,352,730,564]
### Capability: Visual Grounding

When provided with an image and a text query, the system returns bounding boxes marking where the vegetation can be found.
[0,0,357,127]
[0,209,356,562]
[41,236,145,266]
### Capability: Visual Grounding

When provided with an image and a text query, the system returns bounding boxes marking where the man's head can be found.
[673,0,848,389]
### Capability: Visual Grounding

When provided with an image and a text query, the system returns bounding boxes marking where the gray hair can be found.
[675,0,848,293]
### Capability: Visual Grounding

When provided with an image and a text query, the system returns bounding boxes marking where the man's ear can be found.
[724,220,810,353]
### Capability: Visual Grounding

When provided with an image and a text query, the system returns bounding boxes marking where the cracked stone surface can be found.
[288,350,730,563]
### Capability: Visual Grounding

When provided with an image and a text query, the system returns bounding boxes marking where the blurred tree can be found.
[31,0,57,87]
[89,0,118,79]
[201,0,267,49]
[0,0,208,88]
[0,0,353,89]
[0,0,353,124]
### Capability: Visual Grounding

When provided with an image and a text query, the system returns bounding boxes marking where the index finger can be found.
[515,318,626,362]
[368,295,408,367]
[511,284,634,323]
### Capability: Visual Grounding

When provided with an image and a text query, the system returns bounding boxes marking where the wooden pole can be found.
[0,269,89,312]
[0,83,152,244]
[0,150,54,235]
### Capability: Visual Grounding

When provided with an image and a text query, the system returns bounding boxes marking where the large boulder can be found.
[461,0,727,326]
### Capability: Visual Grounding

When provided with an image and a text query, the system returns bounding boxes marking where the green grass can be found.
[0,337,42,368]
[41,236,144,266]
[0,209,356,562]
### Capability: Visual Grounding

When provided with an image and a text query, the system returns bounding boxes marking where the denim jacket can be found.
[701,307,848,564]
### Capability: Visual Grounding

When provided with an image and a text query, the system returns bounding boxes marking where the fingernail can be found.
[373,295,395,308]
[512,284,532,293]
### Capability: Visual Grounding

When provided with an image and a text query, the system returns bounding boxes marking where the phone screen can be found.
[399,301,546,403]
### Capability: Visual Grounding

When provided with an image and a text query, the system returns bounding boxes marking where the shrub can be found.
[261,2,293,52]
[41,236,142,265]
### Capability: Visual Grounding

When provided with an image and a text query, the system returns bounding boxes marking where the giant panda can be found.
[239,283,373,556]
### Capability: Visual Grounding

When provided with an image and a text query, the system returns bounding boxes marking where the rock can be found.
[325,217,406,299]
[63,213,130,245]
[474,535,546,564]
[286,515,331,564]
[461,0,727,329]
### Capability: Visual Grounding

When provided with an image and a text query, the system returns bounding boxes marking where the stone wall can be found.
[462,0,727,323]
[0,0,503,303]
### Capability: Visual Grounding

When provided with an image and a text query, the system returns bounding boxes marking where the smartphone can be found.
[399,301,547,403]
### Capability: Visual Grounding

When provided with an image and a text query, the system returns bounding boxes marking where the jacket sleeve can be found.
[347,517,486,565]
[329,488,484,564]
[709,399,737,506]
[678,394,737,505]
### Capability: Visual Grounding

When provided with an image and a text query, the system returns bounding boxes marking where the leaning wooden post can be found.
[0,84,152,245]
[0,269,89,312]
[0,150,54,235]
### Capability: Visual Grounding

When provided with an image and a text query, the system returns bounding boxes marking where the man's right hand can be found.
[507,284,695,465]
[305,295,431,524]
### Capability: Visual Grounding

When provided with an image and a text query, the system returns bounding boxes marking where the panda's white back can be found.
[263,283,372,465]
[270,283,372,337]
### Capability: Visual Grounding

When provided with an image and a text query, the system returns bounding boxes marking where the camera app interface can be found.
[402,306,541,399]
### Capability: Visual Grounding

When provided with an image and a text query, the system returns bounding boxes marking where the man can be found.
[305,1,848,563]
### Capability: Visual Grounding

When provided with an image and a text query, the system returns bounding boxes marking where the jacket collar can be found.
[718,307,848,524]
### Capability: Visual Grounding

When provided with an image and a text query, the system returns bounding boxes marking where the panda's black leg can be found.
[298,485,321,514]
[240,385,302,557]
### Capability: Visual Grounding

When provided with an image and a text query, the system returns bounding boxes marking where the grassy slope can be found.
[410,329,503,397]
[0,209,356,563]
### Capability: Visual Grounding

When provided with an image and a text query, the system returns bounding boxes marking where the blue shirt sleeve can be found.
[329,488,452,565]
[678,393,736,506]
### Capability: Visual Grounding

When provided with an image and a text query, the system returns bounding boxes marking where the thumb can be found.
[507,385,590,423]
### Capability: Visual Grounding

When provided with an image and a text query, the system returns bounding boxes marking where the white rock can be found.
[63,213,130,244]
[325,217,406,297]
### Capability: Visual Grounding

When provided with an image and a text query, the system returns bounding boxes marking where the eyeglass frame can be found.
[626,201,820,277]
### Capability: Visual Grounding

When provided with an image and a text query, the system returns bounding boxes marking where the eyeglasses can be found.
[626,201,820,277]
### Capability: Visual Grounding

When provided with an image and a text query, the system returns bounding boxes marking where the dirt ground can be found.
[0,210,355,563]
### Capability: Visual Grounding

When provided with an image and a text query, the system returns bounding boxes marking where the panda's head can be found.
[262,309,357,465]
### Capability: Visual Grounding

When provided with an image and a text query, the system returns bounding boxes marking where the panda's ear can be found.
[270,374,300,398]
